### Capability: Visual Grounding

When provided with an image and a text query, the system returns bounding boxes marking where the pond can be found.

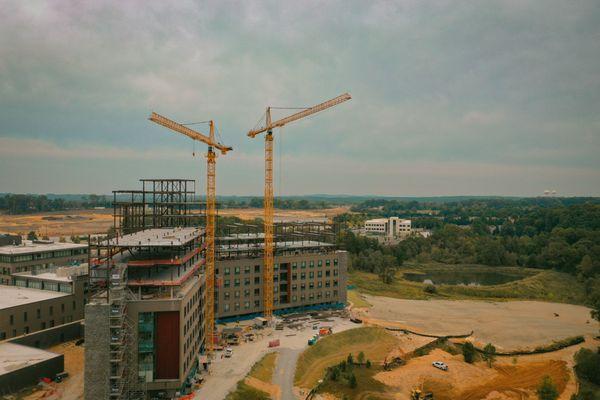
[403,270,527,286]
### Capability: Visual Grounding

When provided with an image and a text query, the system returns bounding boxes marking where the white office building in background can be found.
[364,217,412,238]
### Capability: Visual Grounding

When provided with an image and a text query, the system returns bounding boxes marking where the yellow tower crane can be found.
[247,93,351,319]
[149,112,232,354]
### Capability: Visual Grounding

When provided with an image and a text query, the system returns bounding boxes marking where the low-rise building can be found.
[0,240,88,285]
[364,217,411,238]
[0,265,87,341]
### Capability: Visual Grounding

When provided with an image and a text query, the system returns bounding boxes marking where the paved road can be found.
[272,348,302,400]
[195,317,356,400]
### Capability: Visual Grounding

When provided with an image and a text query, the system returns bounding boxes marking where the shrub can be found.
[357,351,365,364]
[574,347,600,385]
[463,342,476,363]
[348,373,357,389]
[537,376,559,400]
[366,359,372,368]
[482,343,496,368]
[424,284,437,294]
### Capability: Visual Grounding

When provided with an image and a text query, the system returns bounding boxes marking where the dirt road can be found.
[364,295,599,350]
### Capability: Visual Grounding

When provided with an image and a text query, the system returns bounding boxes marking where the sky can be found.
[0,1,599,197]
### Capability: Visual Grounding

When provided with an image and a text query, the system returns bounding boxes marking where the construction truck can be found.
[411,388,434,400]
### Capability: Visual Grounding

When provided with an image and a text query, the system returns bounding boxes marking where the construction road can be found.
[194,317,355,400]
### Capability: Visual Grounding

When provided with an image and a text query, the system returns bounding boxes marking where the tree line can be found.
[0,194,110,214]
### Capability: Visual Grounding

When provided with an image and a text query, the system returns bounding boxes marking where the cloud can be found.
[0,1,599,195]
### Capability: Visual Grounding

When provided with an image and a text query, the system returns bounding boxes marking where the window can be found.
[334,258,339,266]
[10,315,14,325]
[254,288,260,296]
[309,282,314,289]
[292,262,297,270]
[224,292,230,300]
[309,271,314,279]
[301,261,306,269]
[36,309,41,319]
[254,300,260,307]
[326,259,331,266]
[234,291,240,298]
[244,301,250,309]
[244,289,250,297]
[318,260,323,267]
[318,271,322,278]
[23,312,28,322]
[244,266,251,274]
[224,267,230,275]
[24,326,30,334]
[254,277,260,284]
[301,272,306,279]
[234,278,240,287]
[254,265,260,273]
[224,279,230,288]
[61,303,65,312]
[0,332,5,340]
[309,261,314,268]
[224,304,230,312]
[244,278,251,286]
[292,295,297,302]
[72,301,76,310]
[234,267,240,275]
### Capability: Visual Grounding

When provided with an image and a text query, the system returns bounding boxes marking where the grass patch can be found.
[319,365,390,400]
[248,352,277,382]
[294,327,397,389]
[348,289,372,308]
[225,381,270,400]
[349,263,588,305]
[225,353,277,400]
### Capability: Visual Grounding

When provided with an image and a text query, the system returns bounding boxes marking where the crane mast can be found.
[149,112,231,354]
[247,93,351,320]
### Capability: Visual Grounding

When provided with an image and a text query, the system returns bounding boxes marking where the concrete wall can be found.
[8,320,83,348]
[84,302,110,400]
[0,354,64,395]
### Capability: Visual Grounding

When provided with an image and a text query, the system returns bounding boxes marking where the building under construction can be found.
[85,180,206,400]
[84,179,347,399]
[215,223,347,320]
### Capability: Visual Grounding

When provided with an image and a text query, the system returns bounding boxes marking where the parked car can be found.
[224,347,233,358]
[432,361,448,371]
[350,318,363,324]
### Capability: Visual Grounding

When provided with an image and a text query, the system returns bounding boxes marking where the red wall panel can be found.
[155,311,180,380]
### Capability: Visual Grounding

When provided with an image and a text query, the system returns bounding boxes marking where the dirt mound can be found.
[374,349,570,400]
[458,360,569,400]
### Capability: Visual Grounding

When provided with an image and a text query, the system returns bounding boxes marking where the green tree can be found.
[357,351,365,364]
[27,231,37,241]
[482,343,496,368]
[347,353,354,365]
[59,236,66,243]
[348,373,357,389]
[574,347,600,385]
[462,342,476,364]
[537,376,559,400]
[577,255,594,278]
[366,360,371,368]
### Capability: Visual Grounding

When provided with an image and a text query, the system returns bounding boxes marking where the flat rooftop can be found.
[12,271,72,282]
[103,227,202,248]
[0,343,61,376]
[0,241,87,255]
[0,285,69,310]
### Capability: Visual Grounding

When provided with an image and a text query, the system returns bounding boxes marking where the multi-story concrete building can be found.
[0,240,88,285]
[215,232,347,320]
[0,264,88,341]
[364,217,411,238]
[85,227,205,400]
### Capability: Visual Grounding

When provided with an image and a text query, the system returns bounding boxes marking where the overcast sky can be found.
[1,1,599,196]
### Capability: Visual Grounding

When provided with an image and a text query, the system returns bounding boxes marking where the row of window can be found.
[14,278,73,293]
[1,249,87,264]
[222,269,339,288]
[220,258,339,276]
[7,301,77,325]
[220,290,340,312]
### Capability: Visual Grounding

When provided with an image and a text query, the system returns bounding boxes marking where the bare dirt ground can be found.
[218,206,350,221]
[362,295,599,350]
[0,209,113,237]
[21,341,84,400]
[374,348,573,400]
[0,207,349,236]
